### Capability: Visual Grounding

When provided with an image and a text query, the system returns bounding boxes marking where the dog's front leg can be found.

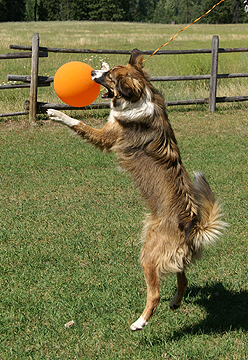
[47,109,81,127]
[47,109,118,151]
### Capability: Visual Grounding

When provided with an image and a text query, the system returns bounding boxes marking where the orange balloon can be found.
[54,61,100,107]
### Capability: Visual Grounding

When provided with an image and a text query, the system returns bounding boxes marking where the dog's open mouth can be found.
[101,88,114,100]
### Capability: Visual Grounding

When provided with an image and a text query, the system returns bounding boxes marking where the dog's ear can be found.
[117,76,143,102]
[129,49,143,71]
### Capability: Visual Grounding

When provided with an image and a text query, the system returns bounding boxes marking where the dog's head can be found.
[91,49,149,107]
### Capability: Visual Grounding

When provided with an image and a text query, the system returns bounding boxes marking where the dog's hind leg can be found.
[169,271,188,310]
[130,246,160,331]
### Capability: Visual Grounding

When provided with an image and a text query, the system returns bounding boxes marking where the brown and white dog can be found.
[48,49,226,331]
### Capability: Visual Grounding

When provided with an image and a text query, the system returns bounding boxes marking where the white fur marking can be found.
[47,109,80,127]
[111,89,155,122]
[91,62,110,80]
[130,316,148,331]
[107,112,116,124]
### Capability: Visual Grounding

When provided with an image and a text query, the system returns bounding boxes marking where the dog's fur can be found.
[48,49,226,331]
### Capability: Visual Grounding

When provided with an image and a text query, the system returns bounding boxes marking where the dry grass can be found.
[0,22,248,117]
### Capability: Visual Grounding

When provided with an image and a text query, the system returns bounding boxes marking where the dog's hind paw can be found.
[130,316,148,331]
[169,291,182,310]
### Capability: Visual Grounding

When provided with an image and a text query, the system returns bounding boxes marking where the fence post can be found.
[209,35,219,113]
[29,33,39,123]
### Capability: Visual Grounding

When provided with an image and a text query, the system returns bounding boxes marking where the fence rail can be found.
[9,44,248,55]
[7,72,248,84]
[1,33,248,119]
[0,52,48,59]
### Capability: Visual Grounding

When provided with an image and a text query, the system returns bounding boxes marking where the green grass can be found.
[0,108,247,359]
[0,21,248,359]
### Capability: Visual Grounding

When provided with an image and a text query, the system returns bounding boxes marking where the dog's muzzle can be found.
[91,62,110,82]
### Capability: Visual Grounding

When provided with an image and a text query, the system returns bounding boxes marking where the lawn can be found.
[1,21,248,114]
[0,21,248,359]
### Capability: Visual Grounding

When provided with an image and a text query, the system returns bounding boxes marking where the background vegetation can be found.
[1,21,248,115]
[1,0,248,23]
[0,22,247,359]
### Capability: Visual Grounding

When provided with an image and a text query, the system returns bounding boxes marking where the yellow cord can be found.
[96,0,226,94]
[143,0,226,62]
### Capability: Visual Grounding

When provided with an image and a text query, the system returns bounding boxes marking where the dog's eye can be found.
[107,73,112,80]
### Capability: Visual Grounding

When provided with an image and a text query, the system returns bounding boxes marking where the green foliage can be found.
[203,0,233,23]
[153,0,177,24]
[1,0,248,23]
[153,0,203,24]
[201,0,248,23]
[0,0,26,22]
[38,0,60,21]
[88,0,126,21]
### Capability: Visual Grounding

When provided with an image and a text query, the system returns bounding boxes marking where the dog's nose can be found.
[91,70,96,77]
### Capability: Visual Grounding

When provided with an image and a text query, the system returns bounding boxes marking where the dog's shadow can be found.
[172,282,248,337]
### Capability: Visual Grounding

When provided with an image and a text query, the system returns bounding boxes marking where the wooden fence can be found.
[1,32,248,120]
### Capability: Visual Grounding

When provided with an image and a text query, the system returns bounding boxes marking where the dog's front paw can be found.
[47,109,80,128]
[47,109,63,122]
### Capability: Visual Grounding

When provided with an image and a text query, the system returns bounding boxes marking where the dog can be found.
[48,49,226,331]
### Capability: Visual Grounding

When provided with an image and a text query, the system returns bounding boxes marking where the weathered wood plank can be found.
[0,111,29,117]
[209,36,219,113]
[36,102,111,112]
[0,83,50,89]
[9,44,248,55]
[7,75,54,83]
[0,52,47,59]
[35,95,248,113]
[29,33,39,123]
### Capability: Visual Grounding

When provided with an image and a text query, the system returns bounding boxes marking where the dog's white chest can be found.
[107,112,117,124]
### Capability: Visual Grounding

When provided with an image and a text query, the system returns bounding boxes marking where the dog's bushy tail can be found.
[192,172,227,251]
